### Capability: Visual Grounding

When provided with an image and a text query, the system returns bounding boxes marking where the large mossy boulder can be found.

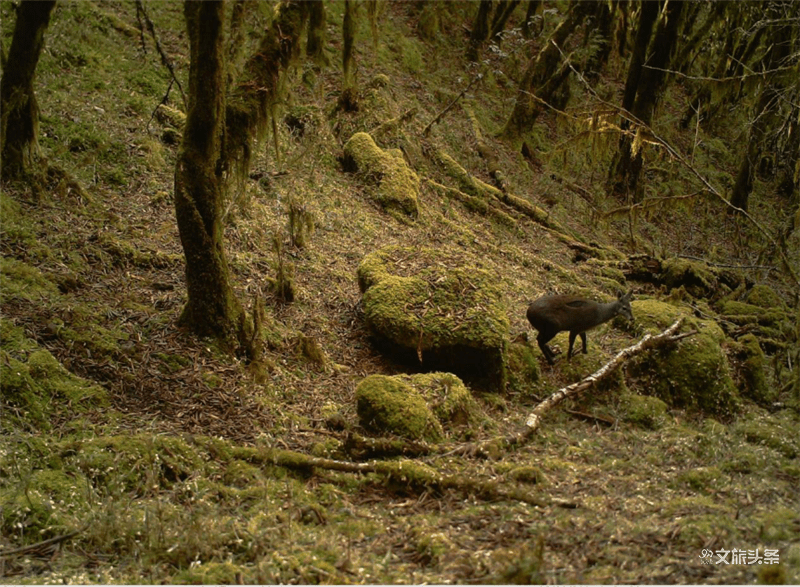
[342,132,419,218]
[358,246,510,388]
[356,372,480,442]
[628,299,740,418]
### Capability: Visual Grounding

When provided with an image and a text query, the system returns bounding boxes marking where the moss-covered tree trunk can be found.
[175,0,247,352]
[731,16,793,212]
[498,1,590,141]
[306,0,328,66]
[466,0,492,62]
[609,0,684,201]
[0,0,56,179]
[339,0,358,111]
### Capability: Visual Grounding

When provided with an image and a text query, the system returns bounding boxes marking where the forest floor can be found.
[1,1,798,584]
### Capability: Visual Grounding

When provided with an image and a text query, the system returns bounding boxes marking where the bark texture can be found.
[0,0,56,178]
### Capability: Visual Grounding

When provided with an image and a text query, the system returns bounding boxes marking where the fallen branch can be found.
[450,318,693,458]
[0,529,80,558]
[524,318,687,433]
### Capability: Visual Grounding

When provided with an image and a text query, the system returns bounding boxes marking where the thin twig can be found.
[134,0,187,109]
[422,73,483,137]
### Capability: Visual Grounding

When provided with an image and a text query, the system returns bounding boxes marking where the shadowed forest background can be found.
[1,0,799,583]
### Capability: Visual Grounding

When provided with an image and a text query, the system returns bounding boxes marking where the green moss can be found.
[619,392,668,429]
[0,468,88,542]
[676,466,725,493]
[0,346,107,430]
[407,372,482,434]
[628,300,738,418]
[506,465,547,485]
[343,132,420,217]
[756,507,799,542]
[172,561,244,584]
[505,340,540,396]
[734,416,798,459]
[744,284,786,309]
[717,300,786,326]
[0,318,39,353]
[631,298,686,334]
[661,257,717,297]
[0,257,60,303]
[358,246,510,388]
[356,374,444,442]
[74,435,206,492]
[731,334,775,405]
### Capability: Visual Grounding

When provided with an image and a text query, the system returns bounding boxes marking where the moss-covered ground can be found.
[1,1,798,583]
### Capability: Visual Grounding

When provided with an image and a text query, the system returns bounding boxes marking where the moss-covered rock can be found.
[628,299,739,418]
[342,132,419,218]
[358,246,510,388]
[744,284,786,309]
[660,257,717,297]
[356,372,480,442]
[506,339,540,396]
[730,334,775,405]
[619,392,668,429]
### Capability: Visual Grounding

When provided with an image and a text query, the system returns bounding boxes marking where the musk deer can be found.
[526,292,633,364]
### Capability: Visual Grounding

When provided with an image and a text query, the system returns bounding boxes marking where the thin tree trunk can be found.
[307,0,328,66]
[610,0,684,201]
[339,0,358,110]
[489,0,521,43]
[175,0,248,352]
[498,1,590,141]
[731,19,792,212]
[0,0,56,179]
[466,0,492,62]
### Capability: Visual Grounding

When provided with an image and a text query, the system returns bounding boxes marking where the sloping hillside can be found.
[1,1,798,583]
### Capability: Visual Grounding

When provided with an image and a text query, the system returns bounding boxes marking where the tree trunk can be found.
[610,0,684,201]
[731,17,793,212]
[339,0,358,110]
[582,0,613,82]
[620,1,659,115]
[489,0,521,44]
[307,0,328,66]
[521,0,542,39]
[466,0,492,62]
[0,0,56,179]
[175,0,248,352]
[498,1,590,141]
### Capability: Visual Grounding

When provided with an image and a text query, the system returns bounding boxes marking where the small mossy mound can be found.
[734,413,799,459]
[0,346,107,431]
[0,467,89,542]
[342,132,419,218]
[172,561,244,584]
[506,339,540,396]
[744,284,786,309]
[628,299,739,418]
[730,334,775,405]
[619,392,669,429]
[660,257,717,297]
[358,246,510,388]
[356,372,481,442]
[0,256,60,302]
